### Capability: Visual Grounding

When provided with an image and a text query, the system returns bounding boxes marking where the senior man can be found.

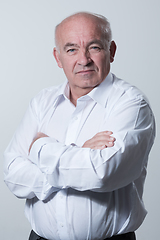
[4,12,155,240]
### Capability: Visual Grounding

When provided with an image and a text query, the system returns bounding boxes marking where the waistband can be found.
[29,230,136,240]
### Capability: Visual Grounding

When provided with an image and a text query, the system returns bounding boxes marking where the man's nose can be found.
[77,50,92,66]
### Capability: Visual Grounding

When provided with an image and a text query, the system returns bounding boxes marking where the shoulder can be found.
[33,84,62,101]
[110,74,150,105]
[29,82,65,115]
[103,74,153,121]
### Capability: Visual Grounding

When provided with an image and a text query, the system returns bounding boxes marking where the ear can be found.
[53,47,63,68]
[109,41,117,63]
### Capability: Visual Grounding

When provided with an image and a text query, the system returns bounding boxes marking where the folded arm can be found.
[4,99,115,200]
[28,98,155,193]
[4,89,155,199]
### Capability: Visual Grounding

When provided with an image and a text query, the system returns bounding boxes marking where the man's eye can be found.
[67,49,76,54]
[92,46,100,49]
[89,46,101,52]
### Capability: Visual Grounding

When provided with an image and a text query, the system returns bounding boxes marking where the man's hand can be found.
[29,132,49,153]
[82,131,115,150]
[28,131,115,153]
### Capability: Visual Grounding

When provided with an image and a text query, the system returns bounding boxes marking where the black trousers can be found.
[29,230,136,240]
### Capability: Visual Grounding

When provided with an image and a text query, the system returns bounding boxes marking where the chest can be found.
[39,99,107,147]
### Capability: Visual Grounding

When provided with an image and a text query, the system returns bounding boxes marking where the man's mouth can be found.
[76,69,95,74]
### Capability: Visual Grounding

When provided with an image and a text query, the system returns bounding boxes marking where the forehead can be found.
[56,16,103,47]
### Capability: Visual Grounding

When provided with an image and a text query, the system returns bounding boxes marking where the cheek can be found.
[62,62,76,81]
[96,58,107,71]
[93,53,109,69]
[62,57,76,71]
[98,57,110,76]
[60,59,71,72]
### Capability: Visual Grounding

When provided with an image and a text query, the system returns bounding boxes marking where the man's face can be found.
[54,16,116,98]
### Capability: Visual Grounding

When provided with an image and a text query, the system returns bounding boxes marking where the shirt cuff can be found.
[29,137,57,166]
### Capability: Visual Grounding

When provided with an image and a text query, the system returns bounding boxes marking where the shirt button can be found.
[60,223,64,227]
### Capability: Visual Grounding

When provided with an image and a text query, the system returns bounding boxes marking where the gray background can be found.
[0,0,159,239]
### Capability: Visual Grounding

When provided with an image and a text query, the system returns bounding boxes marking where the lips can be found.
[76,69,95,74]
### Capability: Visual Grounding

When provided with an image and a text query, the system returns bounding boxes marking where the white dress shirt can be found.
[4,73,155,240]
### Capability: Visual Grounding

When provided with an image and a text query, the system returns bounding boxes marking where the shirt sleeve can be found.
[28,95,156,192]
[3,99,58,200]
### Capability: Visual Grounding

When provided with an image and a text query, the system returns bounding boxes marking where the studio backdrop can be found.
[0,1,159,239]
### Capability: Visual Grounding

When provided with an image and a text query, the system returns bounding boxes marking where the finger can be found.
[100,145,107,150]
[98,131,113,136]
[94,136,115,145]
[107,141,115,147]
[94,131,112,137]
[91,145,106,150]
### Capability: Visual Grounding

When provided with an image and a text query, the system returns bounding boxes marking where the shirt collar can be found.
[88,72,113,108]
[55,72,113,107]
[53,80,69,101]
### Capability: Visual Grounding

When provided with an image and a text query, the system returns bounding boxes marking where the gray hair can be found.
[55,12,112,50]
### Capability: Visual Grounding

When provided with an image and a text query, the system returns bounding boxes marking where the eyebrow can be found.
[63,39,104,51]
[87,39,104,48]
[64,43,79,51]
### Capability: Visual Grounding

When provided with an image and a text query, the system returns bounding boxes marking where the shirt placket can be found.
[56,189,69,240]
[56,100,86,240]
[65,101,86,145]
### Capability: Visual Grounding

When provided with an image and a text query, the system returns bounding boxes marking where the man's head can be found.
[53,12,116,101]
